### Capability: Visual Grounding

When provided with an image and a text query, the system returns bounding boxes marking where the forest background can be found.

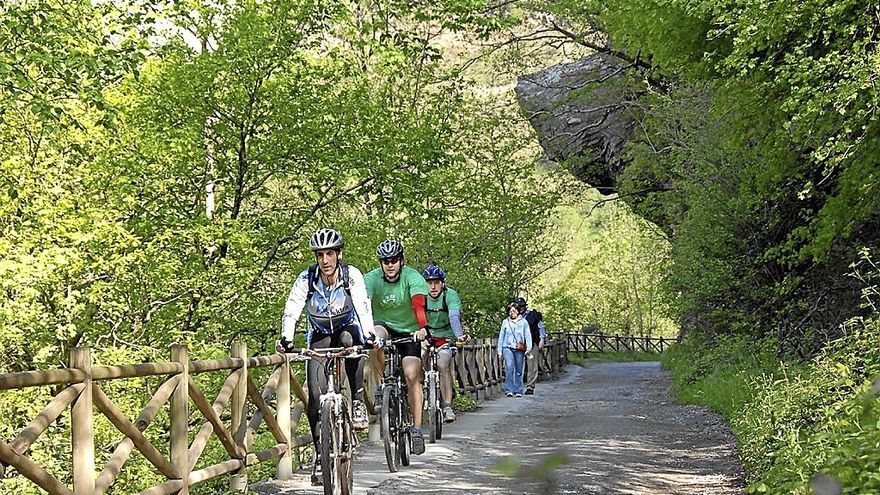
[2,0,878,493]
[0,0,671,492]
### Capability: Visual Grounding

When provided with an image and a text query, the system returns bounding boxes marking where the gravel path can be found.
[253,360,744,494]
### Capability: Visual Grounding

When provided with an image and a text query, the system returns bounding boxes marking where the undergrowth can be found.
[662,319,880,494]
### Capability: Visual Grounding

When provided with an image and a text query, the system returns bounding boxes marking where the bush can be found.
[661,333,779,418]
[664,318,880,494]
[736,318,880,494]
[453,394,477,412]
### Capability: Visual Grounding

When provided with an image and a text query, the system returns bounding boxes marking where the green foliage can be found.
[662,334,780,418]
[736,319,880,494]
[536,192,678,337]
[0,0,571,492]
[452,393,477,412]
[663,318,880,494]
[491,452,569,481]
[0,0,557,368]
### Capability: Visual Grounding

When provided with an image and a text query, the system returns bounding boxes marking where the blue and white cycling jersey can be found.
[281,264,374,345]
[306,276,356,334]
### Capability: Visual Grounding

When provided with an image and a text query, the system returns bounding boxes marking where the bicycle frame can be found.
[377,336,417,472]
[288,345,368,495]
[423,342,453,443]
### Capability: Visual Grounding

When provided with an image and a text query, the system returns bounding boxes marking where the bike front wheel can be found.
[320,401,335,495]
[426,373,438,444]
[339,406,354,495]
[321,400,355,495]
[381,386,399,473]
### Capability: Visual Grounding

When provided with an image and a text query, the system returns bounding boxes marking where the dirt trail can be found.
[253,360,744,494]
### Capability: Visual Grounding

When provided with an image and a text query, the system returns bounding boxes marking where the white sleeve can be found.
[347,266,375,339]
[281,270,310,341]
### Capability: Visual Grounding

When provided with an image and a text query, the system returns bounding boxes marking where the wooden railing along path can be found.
[0,343,306,495]
[0,338,570,494]
[561,332,672,353]
[453,338,568,400]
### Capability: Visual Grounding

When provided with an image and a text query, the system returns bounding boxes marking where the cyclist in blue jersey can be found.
[277,228,374,485]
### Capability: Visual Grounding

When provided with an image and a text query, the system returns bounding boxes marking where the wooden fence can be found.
[0,343,309,495]
[453,338,568,400]
[561,333,672,353]
[0,338,570,494]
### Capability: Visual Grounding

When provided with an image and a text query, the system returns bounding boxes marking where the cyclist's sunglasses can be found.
[380,256,402,265]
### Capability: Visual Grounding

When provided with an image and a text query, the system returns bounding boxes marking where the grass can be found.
[453,393,477,412]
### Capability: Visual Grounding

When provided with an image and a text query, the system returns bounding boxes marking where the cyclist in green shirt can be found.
[365,239,430,455]
[422,264,467,422]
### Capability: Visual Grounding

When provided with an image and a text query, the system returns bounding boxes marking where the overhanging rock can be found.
[515,54,637,194]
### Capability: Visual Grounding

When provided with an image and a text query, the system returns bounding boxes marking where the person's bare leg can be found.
[369,325,389,384]
[438,351,454,406]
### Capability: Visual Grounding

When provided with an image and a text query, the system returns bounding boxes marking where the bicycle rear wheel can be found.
[320,401,335,495]
[435,403,443,440]
[381,386,399,473]
[399,390,411,467]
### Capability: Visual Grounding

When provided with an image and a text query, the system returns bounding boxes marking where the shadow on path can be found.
[252,361,744,494]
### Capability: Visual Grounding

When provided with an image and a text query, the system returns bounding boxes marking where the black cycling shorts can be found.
[374,322,421,359]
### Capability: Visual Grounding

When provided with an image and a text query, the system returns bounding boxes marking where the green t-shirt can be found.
[426,287,462,338]
[364,265,429,333]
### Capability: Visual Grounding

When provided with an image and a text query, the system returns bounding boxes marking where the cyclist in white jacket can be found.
[277,228,374,485]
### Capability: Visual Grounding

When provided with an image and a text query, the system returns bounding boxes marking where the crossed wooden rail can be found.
[0,343,308,495]
[452,338,568,400]
[562,333,672,353]
[0,338,570,494]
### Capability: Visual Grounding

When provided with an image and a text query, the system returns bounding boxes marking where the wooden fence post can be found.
[71,347,95,495]
[489,339,499,394]
[482,344,493,398]
[230,341,248,492]
[276,354,293,480]
[170,345,190,494]
[476,342,486,398]
[457,345,467,398]
[465,343,478,400]
[551,342,560,378]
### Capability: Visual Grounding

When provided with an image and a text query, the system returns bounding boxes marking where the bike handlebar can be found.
[282,343,374,359]
[377,335,420,348]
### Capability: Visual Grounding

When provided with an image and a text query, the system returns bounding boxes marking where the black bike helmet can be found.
[514,297,527,310]
[376,239,404,260]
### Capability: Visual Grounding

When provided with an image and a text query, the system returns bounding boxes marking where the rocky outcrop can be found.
[515,54,637,193]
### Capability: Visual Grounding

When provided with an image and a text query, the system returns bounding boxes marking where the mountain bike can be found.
[288,345,370,495]
[377,336,418,472]
[423,340,454,443]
